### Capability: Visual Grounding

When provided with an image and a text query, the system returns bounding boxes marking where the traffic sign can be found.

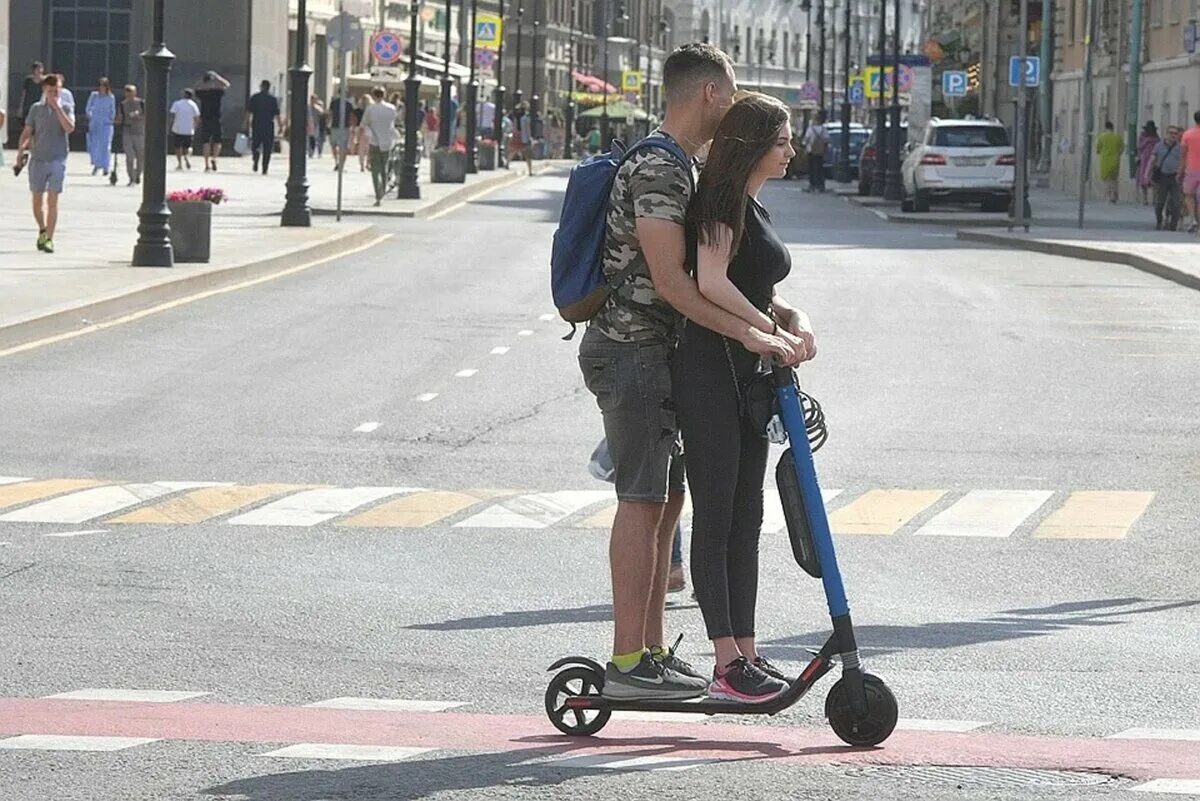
[476,13,502,50]
[797,81,820,109]
[1009,56,1040,87]
[942,70,968,97]
[328,12,364,53]
[621,70,644,92]
[848,79,865,106]
[370,30,404,65]
[474,48,496,69]
[864,65,912,98]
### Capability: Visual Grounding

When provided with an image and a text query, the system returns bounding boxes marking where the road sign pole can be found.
[871,0,886,197]
[837,0,850,184]
[1011,0,1030,231]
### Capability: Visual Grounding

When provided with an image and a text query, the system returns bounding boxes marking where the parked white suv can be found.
[901,117,1015,213]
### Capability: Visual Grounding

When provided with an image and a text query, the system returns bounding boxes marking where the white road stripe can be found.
[260,744,434,762]
[1133,779,1200,794]
[306,697,467,713]
[518,329,534,336]
[760,489,843,534]
[0,481,224,524]
[227,487,413,527]
[1109,728,1200,741]
[0,735,158,752]
[415,393,439,402]
[455,369,478,378]
[43,529,110,538]
[490,346,510,355]
[0,477,30,486]
[523,754,719,772]
[539,313,556,321]
[914,490,1054,538]
[895,718,989,732]
[613,710,713,724]
[44,689,210,703]
[455,490,612,529]
[354,422,380,433]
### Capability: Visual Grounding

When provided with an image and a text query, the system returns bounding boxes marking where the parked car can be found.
[856,122,909,195]
[823,123,871,180]
[900,117,1015,212]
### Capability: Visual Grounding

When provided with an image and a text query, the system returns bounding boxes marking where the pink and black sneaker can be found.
[707,657,787,704]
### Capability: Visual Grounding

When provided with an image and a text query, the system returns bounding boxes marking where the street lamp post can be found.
[513,6,524,109]
[131,0,174,267]
[439,0,453,148]
[817,0,826,114]
[882,0,903,201]
[601,0,610,148]
[564,6,576,159]
[836,0,851,183]
[870,0,886,195]
[530,0,540,139]
[494,0,507,168]
[282,0,313,226]
[465,0,480,173]
[398,0,421,197]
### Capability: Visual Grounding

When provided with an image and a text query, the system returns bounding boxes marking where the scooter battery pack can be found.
[776,448,822,578]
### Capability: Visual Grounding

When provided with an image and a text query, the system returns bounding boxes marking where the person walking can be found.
[1136,121,1160,205]
[85,78,116,176]
[510,104,534,175]
[1151,125,1183,231]
[423,102,439,156]
[169,88,200,170]
[361,86,398,206]
[1096,120,1124,203]
[245,80,282,175]
[327,88,356,171]
[18,62,47,132]
[307,94,326,157]
[17,74,76,254]
[354,93,373,172]
[1179,111,1200,233]
[802,110,830,193]
[194,70,230,172]
[114,84,145,186]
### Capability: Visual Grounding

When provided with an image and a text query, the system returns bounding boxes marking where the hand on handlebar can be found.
[740,327,800,367]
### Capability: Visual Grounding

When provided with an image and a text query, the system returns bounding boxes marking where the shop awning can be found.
[416,52,471,79]
[572,70,616,93]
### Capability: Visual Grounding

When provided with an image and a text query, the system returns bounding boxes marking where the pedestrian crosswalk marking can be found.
[522,754,719,772]
[44,689,210,703]
[895,718,990,732]
[0,477,30,486]
[1033,491,1154,539]
[306,697,468,712]
[828,489,946,535]
[227,487,417,527]
[0,481,224,524]
[259,743,435,761]
[0,734,159,752]
[914,490,1054,538]
[1132,779,1200,794]
[1108,728,1200,741]
[338,490,489,528]
[0,479,108,513]
[455,490,612,529]
[110,484,316,525]
[761,489,844,534]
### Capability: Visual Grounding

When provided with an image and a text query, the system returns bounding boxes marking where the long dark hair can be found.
[687,92,789,257]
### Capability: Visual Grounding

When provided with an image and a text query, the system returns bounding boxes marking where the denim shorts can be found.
[578,326,685,503]
[28,158,67,194]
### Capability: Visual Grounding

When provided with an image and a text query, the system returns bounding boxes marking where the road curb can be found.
[0,224,381,352]
[955,229,1200,292]
[845,196,1013,227]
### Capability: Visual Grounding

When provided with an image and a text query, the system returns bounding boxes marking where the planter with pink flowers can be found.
[166,188,225,263]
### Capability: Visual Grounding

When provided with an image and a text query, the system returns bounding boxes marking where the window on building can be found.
[1181,102,1191,128]
[1152,0,1163,26]
[784,31,789,68]
[50,0,133,101]
[1169,0,1181,23]
[1066,0,1076,44]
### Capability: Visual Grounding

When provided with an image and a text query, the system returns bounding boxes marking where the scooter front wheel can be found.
[824,674,898,747]
[544,666,611,736]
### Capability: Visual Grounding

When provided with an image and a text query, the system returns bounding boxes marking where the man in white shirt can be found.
[360,86,398,205]
[479,99,497,138]
[803,110,830,193]
[169,89,200,169]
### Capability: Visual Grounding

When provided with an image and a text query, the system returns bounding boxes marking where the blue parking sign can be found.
[942,71,968,97]
[849,80,865,106]
[1008,56,1040,87]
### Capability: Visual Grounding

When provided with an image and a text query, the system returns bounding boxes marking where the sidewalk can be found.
[0,148,563,351]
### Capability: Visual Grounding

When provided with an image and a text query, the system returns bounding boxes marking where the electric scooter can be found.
[544,365,899,747]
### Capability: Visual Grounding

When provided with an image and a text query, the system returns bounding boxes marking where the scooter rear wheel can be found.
[824,673,899,747]
[545,666,611,736]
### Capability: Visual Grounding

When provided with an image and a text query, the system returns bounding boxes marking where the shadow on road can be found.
[405,603,613,631]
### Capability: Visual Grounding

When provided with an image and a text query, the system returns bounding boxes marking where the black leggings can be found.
[673,327,769,641]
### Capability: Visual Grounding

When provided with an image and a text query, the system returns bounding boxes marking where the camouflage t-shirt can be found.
[589,131,694,344]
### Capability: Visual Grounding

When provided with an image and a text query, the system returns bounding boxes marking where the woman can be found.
[1136,121,1160,206]
[674,93,814,704]
[307,94,325,158]
[510,103,533,175]
[86,77,116,176]
[355,93,374,172]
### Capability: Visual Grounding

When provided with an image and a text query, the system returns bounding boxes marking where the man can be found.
[1179,110,1200,233]
[245,80,283,175]
[578,43,804,701]
[169,89,200,170]
[194,71,230,172]
[17,75,76,254]
[19,62,46,127]
[803,110,830,193]
[327,87,357,171]
[587,123,602,154]
[114,84,146,186]
[479,98,496,139]
[1096,120,1124,204]
[1151,125,1183,231]
[360,86,398,205]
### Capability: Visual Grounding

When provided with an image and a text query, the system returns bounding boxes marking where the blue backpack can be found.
[550,136,693,337]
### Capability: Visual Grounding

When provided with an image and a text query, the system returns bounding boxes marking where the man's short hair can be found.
[42,75,58,88]
[662,43,733,104]
[183,88,194,98]
[260,80,271,91]
[372,86,385,99]
[32,61,44,72]
[1194,110,1200,124]
[125,84,136,93]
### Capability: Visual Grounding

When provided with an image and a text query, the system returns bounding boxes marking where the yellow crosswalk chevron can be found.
[109,484,316,524]
[828,489,946,535]
[337,490,505,528]
[0,479,109,512]
[1034,491,1155,540]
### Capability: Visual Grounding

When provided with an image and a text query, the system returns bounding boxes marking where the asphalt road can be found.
[0,171,1198,801]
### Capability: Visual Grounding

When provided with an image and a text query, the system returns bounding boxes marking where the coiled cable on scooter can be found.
[799,391,828,452]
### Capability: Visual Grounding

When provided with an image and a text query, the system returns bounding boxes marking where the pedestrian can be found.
[169,88,200,170]
[1136,121,1159,205]
[448,85,461,144]
[245,80,282,175]
[355,93,373,172]
[194,70,230,172]
[576,43,793,702]
[16,74,76,254]
[327,87,356,171]
[52,74,76,110]
[479,97,496,139]
[361,86,398,206]
[423,101,439,156]
[1178,110,1200,233]
[307,94,326,157]
[587,123,602,155]
[510,103,533,175]
[676,93,814,703]
[19,62,47,133]
[85,77,116,176]
[1096,120,1123,203]
[1151,125,1183,231]
[114,84,145,186]
[802,109,830,193]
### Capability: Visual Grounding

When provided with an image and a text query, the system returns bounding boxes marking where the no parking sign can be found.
[370,30,405,65]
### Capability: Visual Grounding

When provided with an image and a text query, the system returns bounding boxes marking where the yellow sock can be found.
[612,649,647,672]
[649,645,667,662]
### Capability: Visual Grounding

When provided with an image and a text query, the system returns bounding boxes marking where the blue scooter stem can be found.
[773,368,850,619]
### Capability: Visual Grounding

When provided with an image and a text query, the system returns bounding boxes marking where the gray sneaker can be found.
[602,652,707,700]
